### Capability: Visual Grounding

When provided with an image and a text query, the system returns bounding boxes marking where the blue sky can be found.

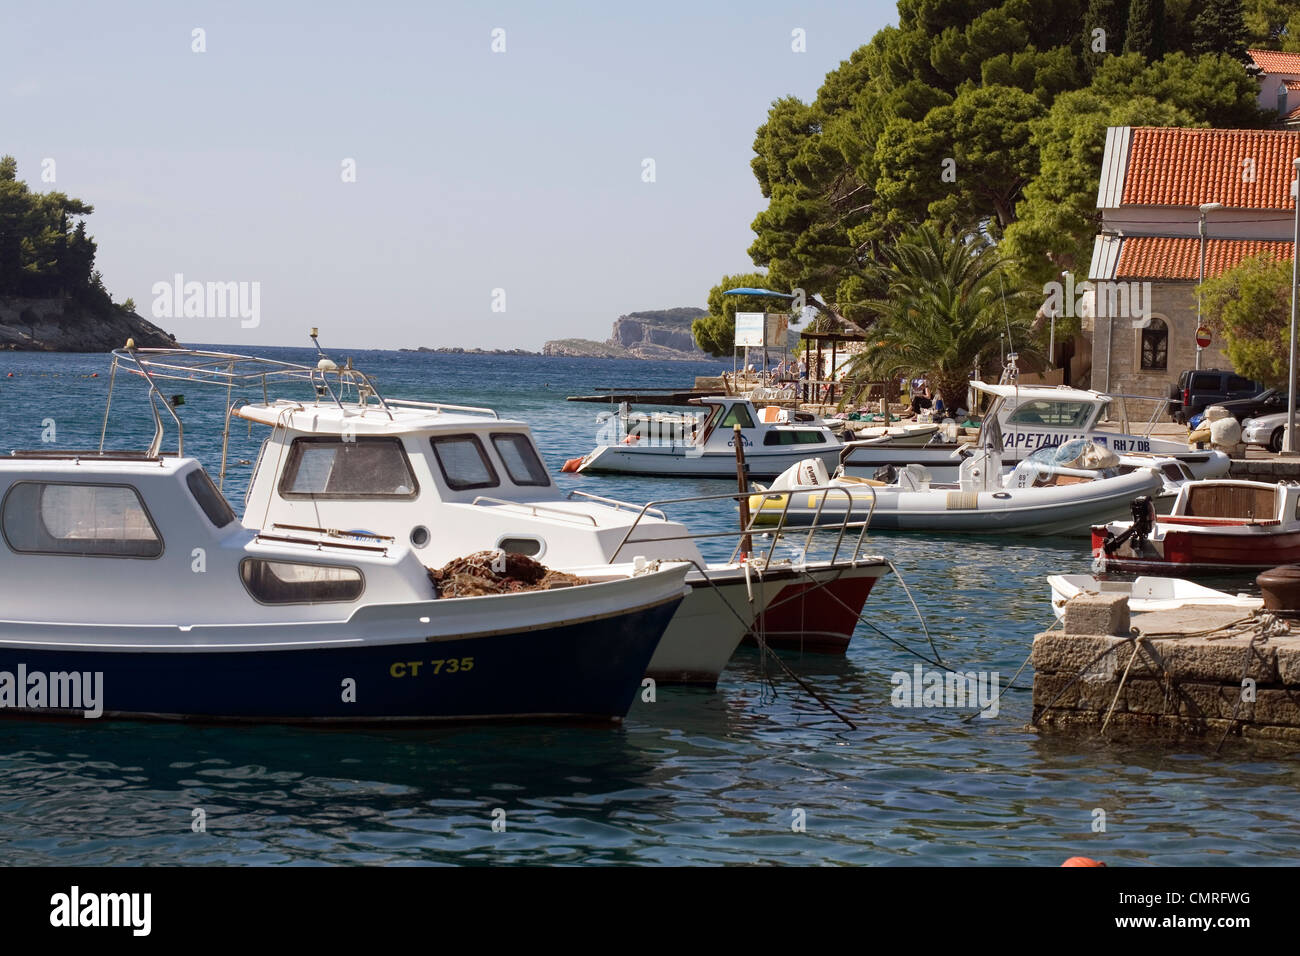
[3,0,897,350]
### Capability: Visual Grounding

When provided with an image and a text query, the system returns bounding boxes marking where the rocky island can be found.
[542,307,708,360]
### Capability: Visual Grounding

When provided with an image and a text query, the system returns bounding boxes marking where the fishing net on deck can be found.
[429,550,589,598]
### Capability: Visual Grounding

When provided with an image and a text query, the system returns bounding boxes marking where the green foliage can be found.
[0,156,101,300]
[691,272,774,357]
[1192,0,1250,58]
[726,0,1272,334]
[1199,253,1294,387]
[1244,0,1300,49]
[846,225,1035,407]
[1124,0,1168,57]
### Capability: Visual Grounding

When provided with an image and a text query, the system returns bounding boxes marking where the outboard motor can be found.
[873,463,899,485]
[1102,495,1156,555]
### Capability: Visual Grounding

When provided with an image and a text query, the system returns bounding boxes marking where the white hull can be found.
[1048,574,1262,619]
[579,443,843,479]
[841,439,1228,483]
[752,469,1164,536]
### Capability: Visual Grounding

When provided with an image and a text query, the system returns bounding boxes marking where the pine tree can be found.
[1085,0,1131,60]
[1192,0,1249,60]
[1124,0,1168,58]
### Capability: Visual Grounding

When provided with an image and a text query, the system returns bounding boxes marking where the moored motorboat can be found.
[840,379,1230,483]
[1047,574,1262,618]
[0,454,689,724]
[571,396,843,479]
[1092,479,1300,575]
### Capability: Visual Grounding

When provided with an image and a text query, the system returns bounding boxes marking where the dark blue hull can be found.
[0,598,681,724]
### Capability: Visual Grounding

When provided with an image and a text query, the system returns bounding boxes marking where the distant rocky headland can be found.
[541,307,708,360]
[0,296,177,352]
[0,156,179,352]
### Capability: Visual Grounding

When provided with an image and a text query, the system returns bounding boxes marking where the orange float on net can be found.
[1060,856,1106,867]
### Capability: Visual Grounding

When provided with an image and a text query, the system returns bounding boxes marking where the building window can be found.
[1140,317,1168,371]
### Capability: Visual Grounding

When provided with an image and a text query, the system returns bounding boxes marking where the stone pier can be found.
[1032,592,1300,743]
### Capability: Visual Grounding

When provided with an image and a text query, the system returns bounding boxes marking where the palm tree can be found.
[844,225,1034,412]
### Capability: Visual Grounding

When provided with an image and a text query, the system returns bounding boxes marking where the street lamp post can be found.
[1288,161,1300,454]
[1052,271,1069,369]
[1197,202,1224,372]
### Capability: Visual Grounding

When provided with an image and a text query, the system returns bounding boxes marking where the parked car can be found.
[1242,411,1290,453]
[1211,387,1291,423]
[1167,369,1266,424]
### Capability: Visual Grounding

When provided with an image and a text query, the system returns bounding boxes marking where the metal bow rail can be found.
[571,484,880,568]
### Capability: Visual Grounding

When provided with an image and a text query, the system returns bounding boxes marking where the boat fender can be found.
[561,457,584,473]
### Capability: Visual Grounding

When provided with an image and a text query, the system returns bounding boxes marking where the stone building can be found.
[1086,125,1299,413]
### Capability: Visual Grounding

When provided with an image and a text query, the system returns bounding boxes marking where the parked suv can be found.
[1167,369,1265,424]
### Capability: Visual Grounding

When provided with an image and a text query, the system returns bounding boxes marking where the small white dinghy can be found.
[1047,574,1262,619]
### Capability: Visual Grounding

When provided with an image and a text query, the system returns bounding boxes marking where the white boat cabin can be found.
[0,453,437,627]
[236,400,708,569]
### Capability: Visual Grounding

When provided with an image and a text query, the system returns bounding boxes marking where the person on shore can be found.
[910,384,932,416]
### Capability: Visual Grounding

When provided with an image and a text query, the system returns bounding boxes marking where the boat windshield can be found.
[1003,399,1096,429]
[1025,439,1093,466]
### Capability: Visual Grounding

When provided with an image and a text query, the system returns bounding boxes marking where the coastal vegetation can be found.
[1199,253,1294,387]
[693,0,1284,382]
[0,156,174,350]
[844,224,1032,408]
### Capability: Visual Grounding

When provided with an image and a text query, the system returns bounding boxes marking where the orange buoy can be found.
[1061,856,1106,867]
[561,457,583,473]
[90,372,98,378]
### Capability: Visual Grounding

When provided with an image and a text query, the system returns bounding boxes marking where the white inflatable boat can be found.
[748,441,1166,536]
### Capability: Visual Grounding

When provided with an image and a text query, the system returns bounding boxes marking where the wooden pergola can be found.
[799,330,869,404]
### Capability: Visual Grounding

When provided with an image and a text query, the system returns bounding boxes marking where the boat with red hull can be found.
[1092,479,1300,575]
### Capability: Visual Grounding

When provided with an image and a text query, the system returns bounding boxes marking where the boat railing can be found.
[256,523,396,554]
[565,490,667,521]
[605,486,876,571]
[98,346,406,459]
[382,397,500,419]
[469,496,600,526]
[1102,392,1171,436]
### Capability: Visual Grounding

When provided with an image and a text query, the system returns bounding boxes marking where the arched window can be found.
[1140,317,1168,371]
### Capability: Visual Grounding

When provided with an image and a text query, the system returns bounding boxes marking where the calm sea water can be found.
[0,346,1297,866]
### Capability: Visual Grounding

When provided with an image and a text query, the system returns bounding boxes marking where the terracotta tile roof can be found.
[1250,49,1300,75]
[1287,80,1300,91]
[1114,236,1294,280]
[1121,127,1300,209]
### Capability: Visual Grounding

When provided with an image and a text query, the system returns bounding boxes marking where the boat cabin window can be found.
[497,536,544,558]
[430,435,499,491]
[1004,400,1093,429]
[240,559,364,604]
[186,469,236,528]
[762,430,826,446]
[491,433,550,487]
[280,438,418,499]
[1,482,163,558]
[719,404,756,428]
